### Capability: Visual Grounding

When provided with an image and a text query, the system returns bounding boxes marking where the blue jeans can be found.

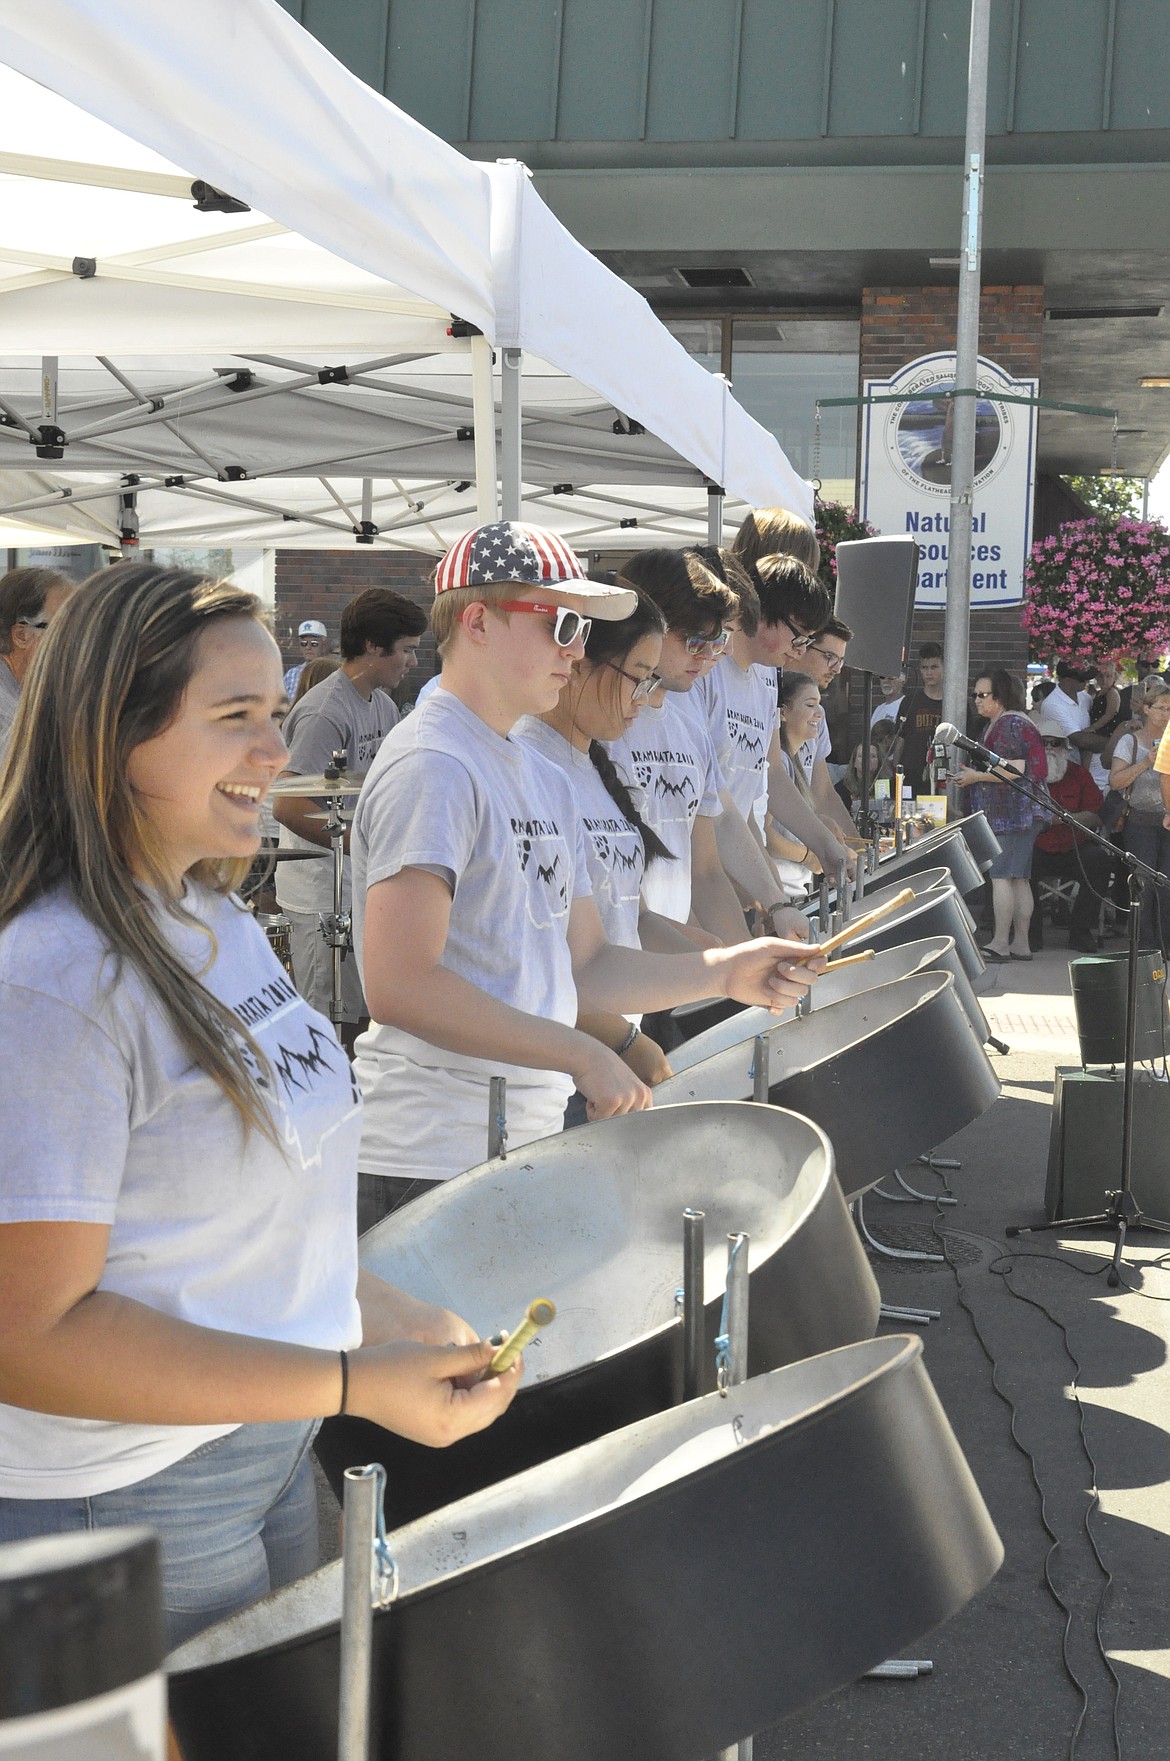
[1122,818,1170,951]
[0,1419,320,1651]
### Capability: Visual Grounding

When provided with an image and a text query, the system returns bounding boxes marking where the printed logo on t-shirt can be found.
[512,816,572,928]
[628,746,701,827]
[353,725,390,770]
[232,969,360,1170]
[726,707,768,769]
[582,813,644,906]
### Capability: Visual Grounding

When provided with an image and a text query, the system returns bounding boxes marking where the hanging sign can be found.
[859,351,1038,608]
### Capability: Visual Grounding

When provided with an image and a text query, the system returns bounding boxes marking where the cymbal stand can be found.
[319,751,352,1032]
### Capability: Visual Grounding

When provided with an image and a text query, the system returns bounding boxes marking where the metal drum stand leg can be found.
[318,754,353,1034]
[337,1464,397,1761]
[714,1233,752,1761]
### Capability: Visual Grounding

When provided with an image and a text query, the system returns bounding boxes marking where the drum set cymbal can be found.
[304,809,355,824]
[267,771,364,798]
[268,848,332,862]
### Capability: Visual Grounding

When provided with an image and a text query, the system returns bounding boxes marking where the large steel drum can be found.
[167,1335,1003,1761]
[845,881,986,980]
[671,933,989,1067]
[849,865,977,933]
[671,868,957,1044]
[315,1104,879,1523]
[654,971,999,1199]
[875,827,985,896]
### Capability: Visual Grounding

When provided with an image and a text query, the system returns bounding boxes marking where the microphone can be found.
[934,722,1011,772]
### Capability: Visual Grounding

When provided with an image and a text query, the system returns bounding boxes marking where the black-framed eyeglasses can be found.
[605,661,665,705]
[777,615,815,654]
[807,641,845,672]
[495,600,592,649]
[16,618,49,631]
[682,627,731,658]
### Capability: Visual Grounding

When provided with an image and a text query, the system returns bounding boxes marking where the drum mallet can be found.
[807,887,915,959]
[486,1299,556,1378]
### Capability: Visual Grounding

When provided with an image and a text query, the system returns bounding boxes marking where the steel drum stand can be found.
[712,1232,752,1761]
[318,751,354,1033]
[337,1463,397,1761]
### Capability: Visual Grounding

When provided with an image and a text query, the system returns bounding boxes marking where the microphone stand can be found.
[962,750,1170,1282]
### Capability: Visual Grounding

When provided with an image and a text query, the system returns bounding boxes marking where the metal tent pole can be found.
[941,0,991,779]
[500,347,523,521]
[470,333,499,522]
[707,484,724,544]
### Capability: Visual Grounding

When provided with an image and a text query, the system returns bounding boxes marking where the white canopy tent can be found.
[0,2,812,557]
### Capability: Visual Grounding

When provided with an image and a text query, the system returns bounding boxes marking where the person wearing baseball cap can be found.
[348,520,822,1225]
[283,618,330,700]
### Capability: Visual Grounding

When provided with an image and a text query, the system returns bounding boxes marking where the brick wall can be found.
[858,284,1045,685]
[275,548,441,692]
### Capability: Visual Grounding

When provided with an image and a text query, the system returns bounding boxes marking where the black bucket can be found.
[1069,952,1170,1066]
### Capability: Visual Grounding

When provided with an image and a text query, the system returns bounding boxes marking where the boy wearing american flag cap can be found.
[349,521,821,1221]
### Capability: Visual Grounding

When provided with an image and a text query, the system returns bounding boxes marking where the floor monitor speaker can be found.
[833,536,920,676]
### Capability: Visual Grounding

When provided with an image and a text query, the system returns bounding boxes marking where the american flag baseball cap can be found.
[434,522,636,620]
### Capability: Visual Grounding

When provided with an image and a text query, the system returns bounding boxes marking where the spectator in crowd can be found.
[957,668,1048,962]
[291,653,342,705]
[890,641,945,796]
[1109,675,1170,953]
[870,670,905,732]
[1030,675,1056,711]
[274,590,426,1042]
[1039,660,1093,759]
[1080,659,1126,789]
[0,566,76,753]
[283,618,329,700]
[1028,720,1112,955]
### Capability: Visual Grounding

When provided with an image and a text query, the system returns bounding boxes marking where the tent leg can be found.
[707,484,724,545]
[470,335,499,522]
[500,347,522,521]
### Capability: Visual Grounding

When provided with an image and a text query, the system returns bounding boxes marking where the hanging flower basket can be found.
[814,498,879,597]
[1021,516,1170,662]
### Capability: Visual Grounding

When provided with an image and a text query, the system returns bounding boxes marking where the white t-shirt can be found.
[516,718,645,952]
[606,690,722,925]
[1035,687,1089,762]
[351,688,592,1180]
[797,715,831,784]
[696,660,777,822]
[871,696,903,730]
[414,673,442,708]
[275,670,399,916]
[0,884,362,1499]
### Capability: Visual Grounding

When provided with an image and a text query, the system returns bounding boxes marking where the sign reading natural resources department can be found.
[859,351,1038,609]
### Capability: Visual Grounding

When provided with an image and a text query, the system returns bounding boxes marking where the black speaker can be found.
[833,536,920,676]
[1045,1066,1170,1219]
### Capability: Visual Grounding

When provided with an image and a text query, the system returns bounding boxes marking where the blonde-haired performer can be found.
[0,563,519,1649]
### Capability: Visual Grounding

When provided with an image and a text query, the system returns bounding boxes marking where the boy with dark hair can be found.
[891,640,945,796]
[798,613,859,840]
[274,587,428,1032]
[351,522,821,1216]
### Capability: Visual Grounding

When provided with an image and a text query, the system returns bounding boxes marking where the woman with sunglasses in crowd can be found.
[956,667,1048,962]
[0,564,521,1651]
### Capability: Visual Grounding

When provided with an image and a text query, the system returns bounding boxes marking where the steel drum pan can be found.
[670,867,958,1044]
[848,865,977,933]
[879,813,1000,886]
[314,1104,879,1524]
[844,881,986,981]
[671,933,989,1069]
[167,1334,1003,1761]
[654,971,999,1200]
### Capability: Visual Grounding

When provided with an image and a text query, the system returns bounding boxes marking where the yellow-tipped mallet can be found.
[487,1299,556,1377]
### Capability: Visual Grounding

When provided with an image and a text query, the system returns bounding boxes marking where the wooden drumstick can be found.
[807,887,916,959]
[486,1299,556,1377]
[823,948,877,972]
